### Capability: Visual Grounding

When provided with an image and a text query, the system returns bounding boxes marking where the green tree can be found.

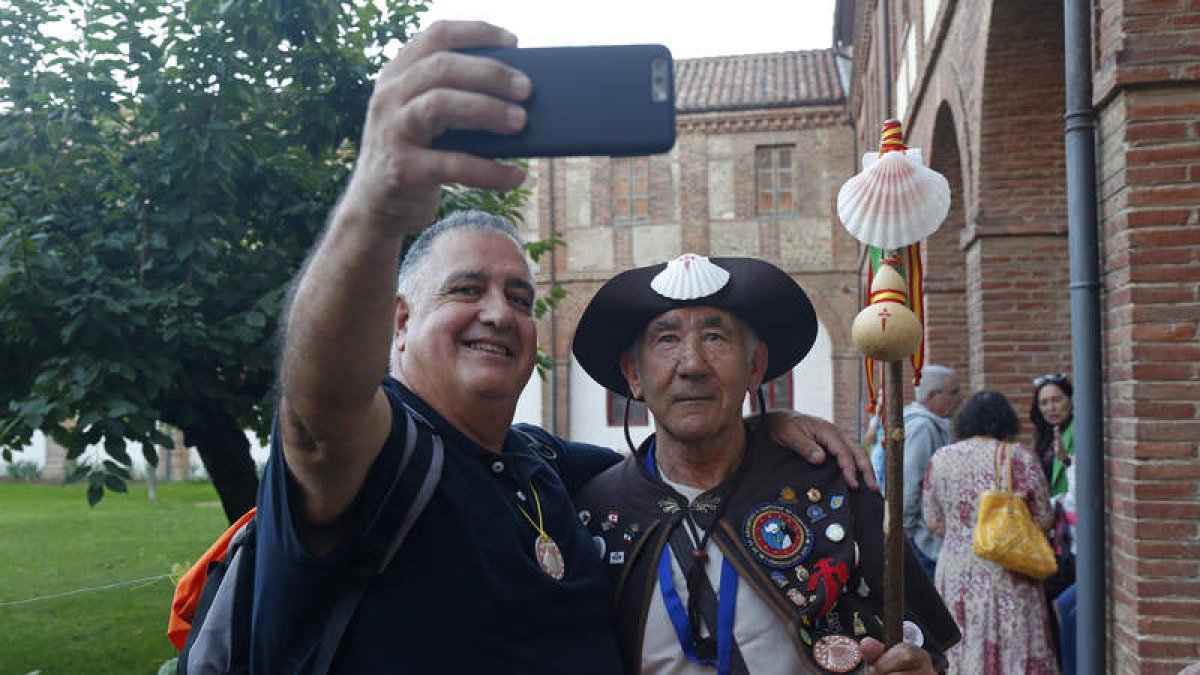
[0,0,531,522]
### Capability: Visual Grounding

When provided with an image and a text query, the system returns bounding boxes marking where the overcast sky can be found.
[418,0,837,59]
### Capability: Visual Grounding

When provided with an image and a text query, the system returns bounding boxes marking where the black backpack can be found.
[177,407,446,675]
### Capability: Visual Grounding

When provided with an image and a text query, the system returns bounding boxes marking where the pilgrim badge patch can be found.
[602,510,619,531]
[806,557,851,618]
[806,504,828,523]
[743,503,813,569]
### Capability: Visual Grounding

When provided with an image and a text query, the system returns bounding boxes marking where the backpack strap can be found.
[511,426,565,479]
[308,403,444,674]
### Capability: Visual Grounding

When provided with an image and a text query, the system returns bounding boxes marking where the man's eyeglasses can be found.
[1034,373,1068,388]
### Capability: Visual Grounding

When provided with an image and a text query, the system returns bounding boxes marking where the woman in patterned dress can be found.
[922,390,1057,675]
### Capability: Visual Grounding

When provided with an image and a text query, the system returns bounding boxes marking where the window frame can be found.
[748,371,795,412]
[755,145,796,216]
[612,156,650,223]
[606,391,649,427]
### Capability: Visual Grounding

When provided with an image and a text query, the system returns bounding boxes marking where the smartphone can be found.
[432,44,676,158]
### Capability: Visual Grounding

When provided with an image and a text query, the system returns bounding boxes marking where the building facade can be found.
[515,50,862,452]
[836,0,1200,671]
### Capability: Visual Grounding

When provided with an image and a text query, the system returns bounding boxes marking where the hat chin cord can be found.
[623,396,637,454]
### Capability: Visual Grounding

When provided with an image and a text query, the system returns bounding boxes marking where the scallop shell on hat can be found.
[836,148,951,250]
[650,254,730,300]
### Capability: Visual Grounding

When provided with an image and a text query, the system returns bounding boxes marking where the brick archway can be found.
[972,0,1073,404]
[923,102,970,385]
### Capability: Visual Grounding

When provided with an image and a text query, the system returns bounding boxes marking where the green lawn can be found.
[0,480,230,675]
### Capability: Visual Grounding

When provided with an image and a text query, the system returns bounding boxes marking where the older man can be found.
[248,20,874,673]
[573,254,960,674]
[902,364,962,580]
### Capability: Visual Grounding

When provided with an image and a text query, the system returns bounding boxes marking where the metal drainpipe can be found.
[834,43,863,438]
[547,159,559,435]
[1063,0,1106,671]
[881,0,893,118]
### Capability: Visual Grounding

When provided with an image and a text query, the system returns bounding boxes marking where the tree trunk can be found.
[145,442,159,501]
[185,411,260,524]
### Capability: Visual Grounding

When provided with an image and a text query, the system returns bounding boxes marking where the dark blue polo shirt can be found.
[252,377,624,673]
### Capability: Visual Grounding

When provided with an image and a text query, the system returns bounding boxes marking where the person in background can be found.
[866,413,887,493]
[1031,372,1078,673]
[902,364,962,579]
[923,390,1057,675]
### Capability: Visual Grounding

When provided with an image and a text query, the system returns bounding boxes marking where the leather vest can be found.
[575,429,960,674]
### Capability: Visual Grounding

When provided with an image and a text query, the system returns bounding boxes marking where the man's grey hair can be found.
[915,364,957,403]
[396,209,530,299]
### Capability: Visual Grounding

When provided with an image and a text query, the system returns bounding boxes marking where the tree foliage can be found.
[0,0,531,518]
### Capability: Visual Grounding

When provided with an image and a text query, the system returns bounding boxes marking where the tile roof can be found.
[675,49,845,113]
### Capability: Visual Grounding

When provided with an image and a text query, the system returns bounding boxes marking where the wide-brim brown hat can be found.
[572,254,818,399]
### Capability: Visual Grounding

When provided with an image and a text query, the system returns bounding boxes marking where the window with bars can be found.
[607,391,649,426]
[612,157,650,222]
[756,145,796,215]
[748,371,795,412]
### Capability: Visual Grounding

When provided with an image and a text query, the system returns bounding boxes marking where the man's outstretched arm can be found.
[279,21,532,538]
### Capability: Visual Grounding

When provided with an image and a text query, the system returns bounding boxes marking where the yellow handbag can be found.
[972,442,1058,580]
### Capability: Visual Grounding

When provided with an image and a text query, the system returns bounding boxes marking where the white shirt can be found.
[640,476,814,674]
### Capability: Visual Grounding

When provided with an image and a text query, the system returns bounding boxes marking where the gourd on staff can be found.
[836,119,950,647]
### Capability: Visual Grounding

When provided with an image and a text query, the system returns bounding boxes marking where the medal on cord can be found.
[645,440,738,675]
[515,483,566,580]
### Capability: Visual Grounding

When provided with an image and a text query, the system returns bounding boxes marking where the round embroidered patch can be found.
[743,503,813,569]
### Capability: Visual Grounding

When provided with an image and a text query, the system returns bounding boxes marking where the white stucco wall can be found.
[569,354,654,455]
[2,428,271,479]
[789,320,835,420]
[512,370,543,428]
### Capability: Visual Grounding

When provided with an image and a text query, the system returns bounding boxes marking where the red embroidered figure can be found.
[806,557,851,618]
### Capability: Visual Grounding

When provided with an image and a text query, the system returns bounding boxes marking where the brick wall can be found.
[1096,0,1200,668]
[845,0,1200,671]
[923,104,970,382]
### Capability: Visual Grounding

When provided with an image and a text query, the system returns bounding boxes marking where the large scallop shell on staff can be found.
[836,148,951,250]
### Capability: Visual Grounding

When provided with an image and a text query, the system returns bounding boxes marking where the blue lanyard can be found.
[645,441,738,674]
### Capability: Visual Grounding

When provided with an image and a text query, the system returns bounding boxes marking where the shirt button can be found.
[491,461,505,474]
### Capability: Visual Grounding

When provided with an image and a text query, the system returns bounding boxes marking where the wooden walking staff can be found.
[836,120,951,647]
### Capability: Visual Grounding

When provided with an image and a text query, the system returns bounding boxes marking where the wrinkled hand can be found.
[859,637,936,674]
[343,20,531,231]
[763,410,879,491]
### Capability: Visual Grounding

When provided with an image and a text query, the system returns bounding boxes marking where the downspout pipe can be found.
[1063,0,1106,672]
[833,43,862,437]
[547,159,559,435]
[881,0,893,117]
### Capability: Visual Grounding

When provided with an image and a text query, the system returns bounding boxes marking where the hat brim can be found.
[572,258,818,399]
